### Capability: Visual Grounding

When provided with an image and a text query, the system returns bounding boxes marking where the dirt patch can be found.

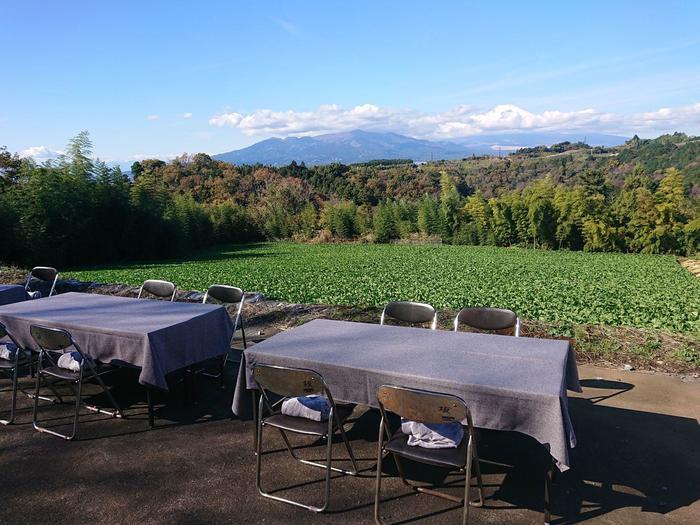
[680,257,700,278]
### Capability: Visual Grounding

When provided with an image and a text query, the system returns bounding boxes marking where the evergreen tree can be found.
[439,172,461,240]
[373,203,398,242]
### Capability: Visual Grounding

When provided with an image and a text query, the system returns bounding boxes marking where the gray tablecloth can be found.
[0,292,234,390]
[232,318,581,471]
[0,285,26,306]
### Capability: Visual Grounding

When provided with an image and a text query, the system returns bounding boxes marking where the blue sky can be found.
[2,0,699,163]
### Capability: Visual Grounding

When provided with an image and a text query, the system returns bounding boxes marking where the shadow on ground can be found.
[1,360,698,524]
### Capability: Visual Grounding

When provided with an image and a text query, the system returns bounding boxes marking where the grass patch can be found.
[64,242,700,333]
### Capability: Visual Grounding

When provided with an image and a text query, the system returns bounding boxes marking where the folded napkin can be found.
[281,395,331,421]
[401,419,464,449]
[57,351,89,372]
[0,342,19,361]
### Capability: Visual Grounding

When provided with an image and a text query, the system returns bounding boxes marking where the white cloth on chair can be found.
[57,351,87,372]
[401,419,464,449]
[281,395,331,421]
[0,342,19,361]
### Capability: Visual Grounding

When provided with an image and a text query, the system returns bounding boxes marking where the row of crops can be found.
[67,242,700,333]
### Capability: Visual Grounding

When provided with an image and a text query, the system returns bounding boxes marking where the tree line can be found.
[0,131,697,267]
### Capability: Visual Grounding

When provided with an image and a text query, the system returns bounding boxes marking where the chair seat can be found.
[0,352,29,369]
[384,430,468,469]
[0,358,18,369]
[41,365,83,381]
[262,403,355,436]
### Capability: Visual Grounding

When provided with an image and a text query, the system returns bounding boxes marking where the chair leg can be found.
[392,448,476,504]
[0,364,19,425]
[470,438,484,507]
[321,426,333,511]
[83,370,123,418]
[198,354,228,386]
[463,438,473,525]
[251,390,258,452]
[28,351,34,378]
[255,413,264,489]
[240,323,247,350]
[374,422,386,524]
[276,426,358,476]
[24,374,64,404]
[256,422,334,512]
[21,350,63,403]
[69,378,83,440]
[32,373,81,440]
[337,422,360,475]
[31,368,42,427]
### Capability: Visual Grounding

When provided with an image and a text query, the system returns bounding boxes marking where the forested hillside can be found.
[1,131,698,266]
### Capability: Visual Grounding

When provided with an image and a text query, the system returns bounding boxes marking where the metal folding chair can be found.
[374,384,484,525]
[25,266,58,298]
[453,307,520,336]
[138,279,177,301]
[380,301,437,330]
[253,363,359,512]
[0,322,30,425]
[30,324,123,440]
[199,284,247,384]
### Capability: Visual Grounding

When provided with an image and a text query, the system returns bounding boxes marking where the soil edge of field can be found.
[1,268,697,378]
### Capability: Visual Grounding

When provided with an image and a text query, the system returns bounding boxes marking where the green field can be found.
[66,243,700,333]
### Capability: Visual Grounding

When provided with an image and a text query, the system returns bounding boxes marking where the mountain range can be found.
[212,129,628,166]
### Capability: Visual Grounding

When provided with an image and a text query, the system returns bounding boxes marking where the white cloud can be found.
[20,146,64,160]
[145,114,160,121]
[209,111,243,127]
[271,17,299,35]
[490,145,524,151]
[181,112,193,119]
[208,102,700,139]
[209,104,415,137]
[628,102,700,129]
[127,153,179,161]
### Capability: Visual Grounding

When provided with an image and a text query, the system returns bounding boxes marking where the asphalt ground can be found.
[2,357,698,525]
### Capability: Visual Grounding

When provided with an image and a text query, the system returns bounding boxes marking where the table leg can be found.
[146,388,154,428]
[544,456,553,525]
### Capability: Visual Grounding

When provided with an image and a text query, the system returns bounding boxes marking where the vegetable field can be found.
[67,243,700,333]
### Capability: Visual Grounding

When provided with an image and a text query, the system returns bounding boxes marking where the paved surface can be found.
[2,360,698,524]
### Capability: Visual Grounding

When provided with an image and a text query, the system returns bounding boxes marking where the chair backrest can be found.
[376,384,469,425]
[29,324,73,352]
[138,279,177,301]
[380,301,437,330]
[454,307,520,336]
[253,364,327,399]
[203,284,244,304]
[30,325,93,373]
[25,266,58,296]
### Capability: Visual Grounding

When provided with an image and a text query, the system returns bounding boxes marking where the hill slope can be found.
[213,130,470,165]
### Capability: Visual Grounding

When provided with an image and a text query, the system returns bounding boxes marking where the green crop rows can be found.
[66,243,700,333]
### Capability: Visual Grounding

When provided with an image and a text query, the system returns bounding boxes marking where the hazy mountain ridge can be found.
[213,129,628,166]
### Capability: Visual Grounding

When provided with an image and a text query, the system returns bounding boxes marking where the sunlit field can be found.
[65,242,700,333]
